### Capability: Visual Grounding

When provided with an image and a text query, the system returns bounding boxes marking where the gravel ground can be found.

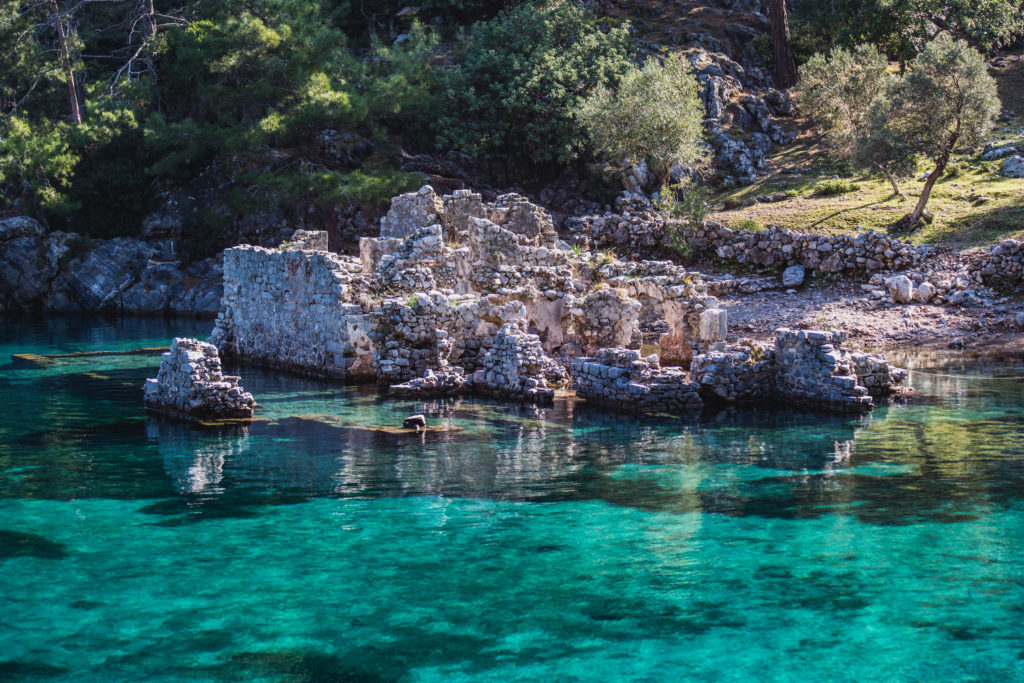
[721,281,1024,352]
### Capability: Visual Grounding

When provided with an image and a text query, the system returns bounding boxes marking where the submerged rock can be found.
[402,414,427,430]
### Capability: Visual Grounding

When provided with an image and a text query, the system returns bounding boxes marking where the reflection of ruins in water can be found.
[149,392,895,513]
[148,417,251,496]
[886,348,1024,409]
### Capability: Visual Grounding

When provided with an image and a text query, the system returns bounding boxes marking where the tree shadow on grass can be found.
[809,196,902,228]
[921,202,1024,248]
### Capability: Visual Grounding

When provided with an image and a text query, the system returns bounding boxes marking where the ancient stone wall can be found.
[569,213,927,273]
[210,242,375,381]
[468,322,569,402]
[772,329,874,413]
[571,348,702,413]
[690,341,775,403]
[144,338,254,420]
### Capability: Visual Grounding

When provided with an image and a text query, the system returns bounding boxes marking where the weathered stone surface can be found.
[782,265,805,287]
[886,275,915,304]
[698,308,728,342]
[999,155,1024,178]
[144,338,254,420]
[469,321,569,402]
[982,145,1019,161]
[773,329,874,413]
[691,340,774,403]
[0,219,222,316]
[572,348,702,413]
[210,234,375,381]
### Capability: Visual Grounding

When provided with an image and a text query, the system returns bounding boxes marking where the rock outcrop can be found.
[144,338,254,420]
[0,217,222,317]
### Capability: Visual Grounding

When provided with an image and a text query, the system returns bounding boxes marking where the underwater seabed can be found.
[1,315,1024,681]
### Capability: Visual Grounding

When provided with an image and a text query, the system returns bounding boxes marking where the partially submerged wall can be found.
[144,338,254,420]
[211,245,375,381]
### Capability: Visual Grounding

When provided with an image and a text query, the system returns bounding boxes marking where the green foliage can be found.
[242,165,424,208]
[792,0,1023,65]
[734,218,765,233]
[438,2,633,171]
[801,36,999,206]
[944,162,966,178]
[887,36,1000,164]
[812,179,861,196]
[579,53,706,182]
[655,179,708,259]
[0,117,79,217]
[798,45,891,157]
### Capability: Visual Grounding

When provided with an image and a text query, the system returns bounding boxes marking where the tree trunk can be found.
[903,161,946,229]
[49,0,81,125]
[769,0,798,89]
[143,0,157,39]
[877,164,902,197]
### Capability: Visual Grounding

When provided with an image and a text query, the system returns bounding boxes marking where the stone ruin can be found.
[202,184,907,415]
[144,338,254,420]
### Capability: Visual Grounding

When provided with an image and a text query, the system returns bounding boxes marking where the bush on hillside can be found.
[579,53,706,184]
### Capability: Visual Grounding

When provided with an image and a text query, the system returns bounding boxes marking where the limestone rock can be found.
[698,308,728,342]
[782,265,805,287]
[886,275,915,304]
[1000,156,1024,178]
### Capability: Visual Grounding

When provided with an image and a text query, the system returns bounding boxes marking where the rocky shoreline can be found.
[141,186,919,421]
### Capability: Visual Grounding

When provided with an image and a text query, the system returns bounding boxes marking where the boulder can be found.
[1000,156,1024,178]
[982,145,1018,161]
[402,414,427,430]
[886,275,915,304]
[915,281,936,303]
[782,265,805,287]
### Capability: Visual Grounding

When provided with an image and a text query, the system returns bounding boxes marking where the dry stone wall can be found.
[144,338,254,420]
[690,340,775,403]
[772,329,874,413]
[210,242,374,381]
[571,349,703,414]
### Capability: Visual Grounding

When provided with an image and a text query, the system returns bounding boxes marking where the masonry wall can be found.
[211,245,375,381]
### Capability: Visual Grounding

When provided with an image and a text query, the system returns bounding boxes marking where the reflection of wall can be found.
[147,417,251,495]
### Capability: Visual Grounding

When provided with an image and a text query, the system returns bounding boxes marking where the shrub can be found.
[438,2,632,172]
[812,179,860,196]
[944,162,966,178]
[579,53,706,183]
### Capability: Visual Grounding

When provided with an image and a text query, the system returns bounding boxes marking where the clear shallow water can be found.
[1,317,1023,682]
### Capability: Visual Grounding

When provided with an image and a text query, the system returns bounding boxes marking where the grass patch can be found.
[733,218,765,232]
[812,179,860,197]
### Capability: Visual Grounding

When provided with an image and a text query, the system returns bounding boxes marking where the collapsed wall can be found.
[144,338,254,420]
[572,330,906,415]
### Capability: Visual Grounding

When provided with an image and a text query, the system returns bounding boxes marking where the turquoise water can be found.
[2,317,1024,682]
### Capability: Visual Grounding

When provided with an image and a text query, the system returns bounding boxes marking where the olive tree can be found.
[797,44,909,195]
[887,35,1000,229]
[578,53,706,184]
[799,36,1000,225]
